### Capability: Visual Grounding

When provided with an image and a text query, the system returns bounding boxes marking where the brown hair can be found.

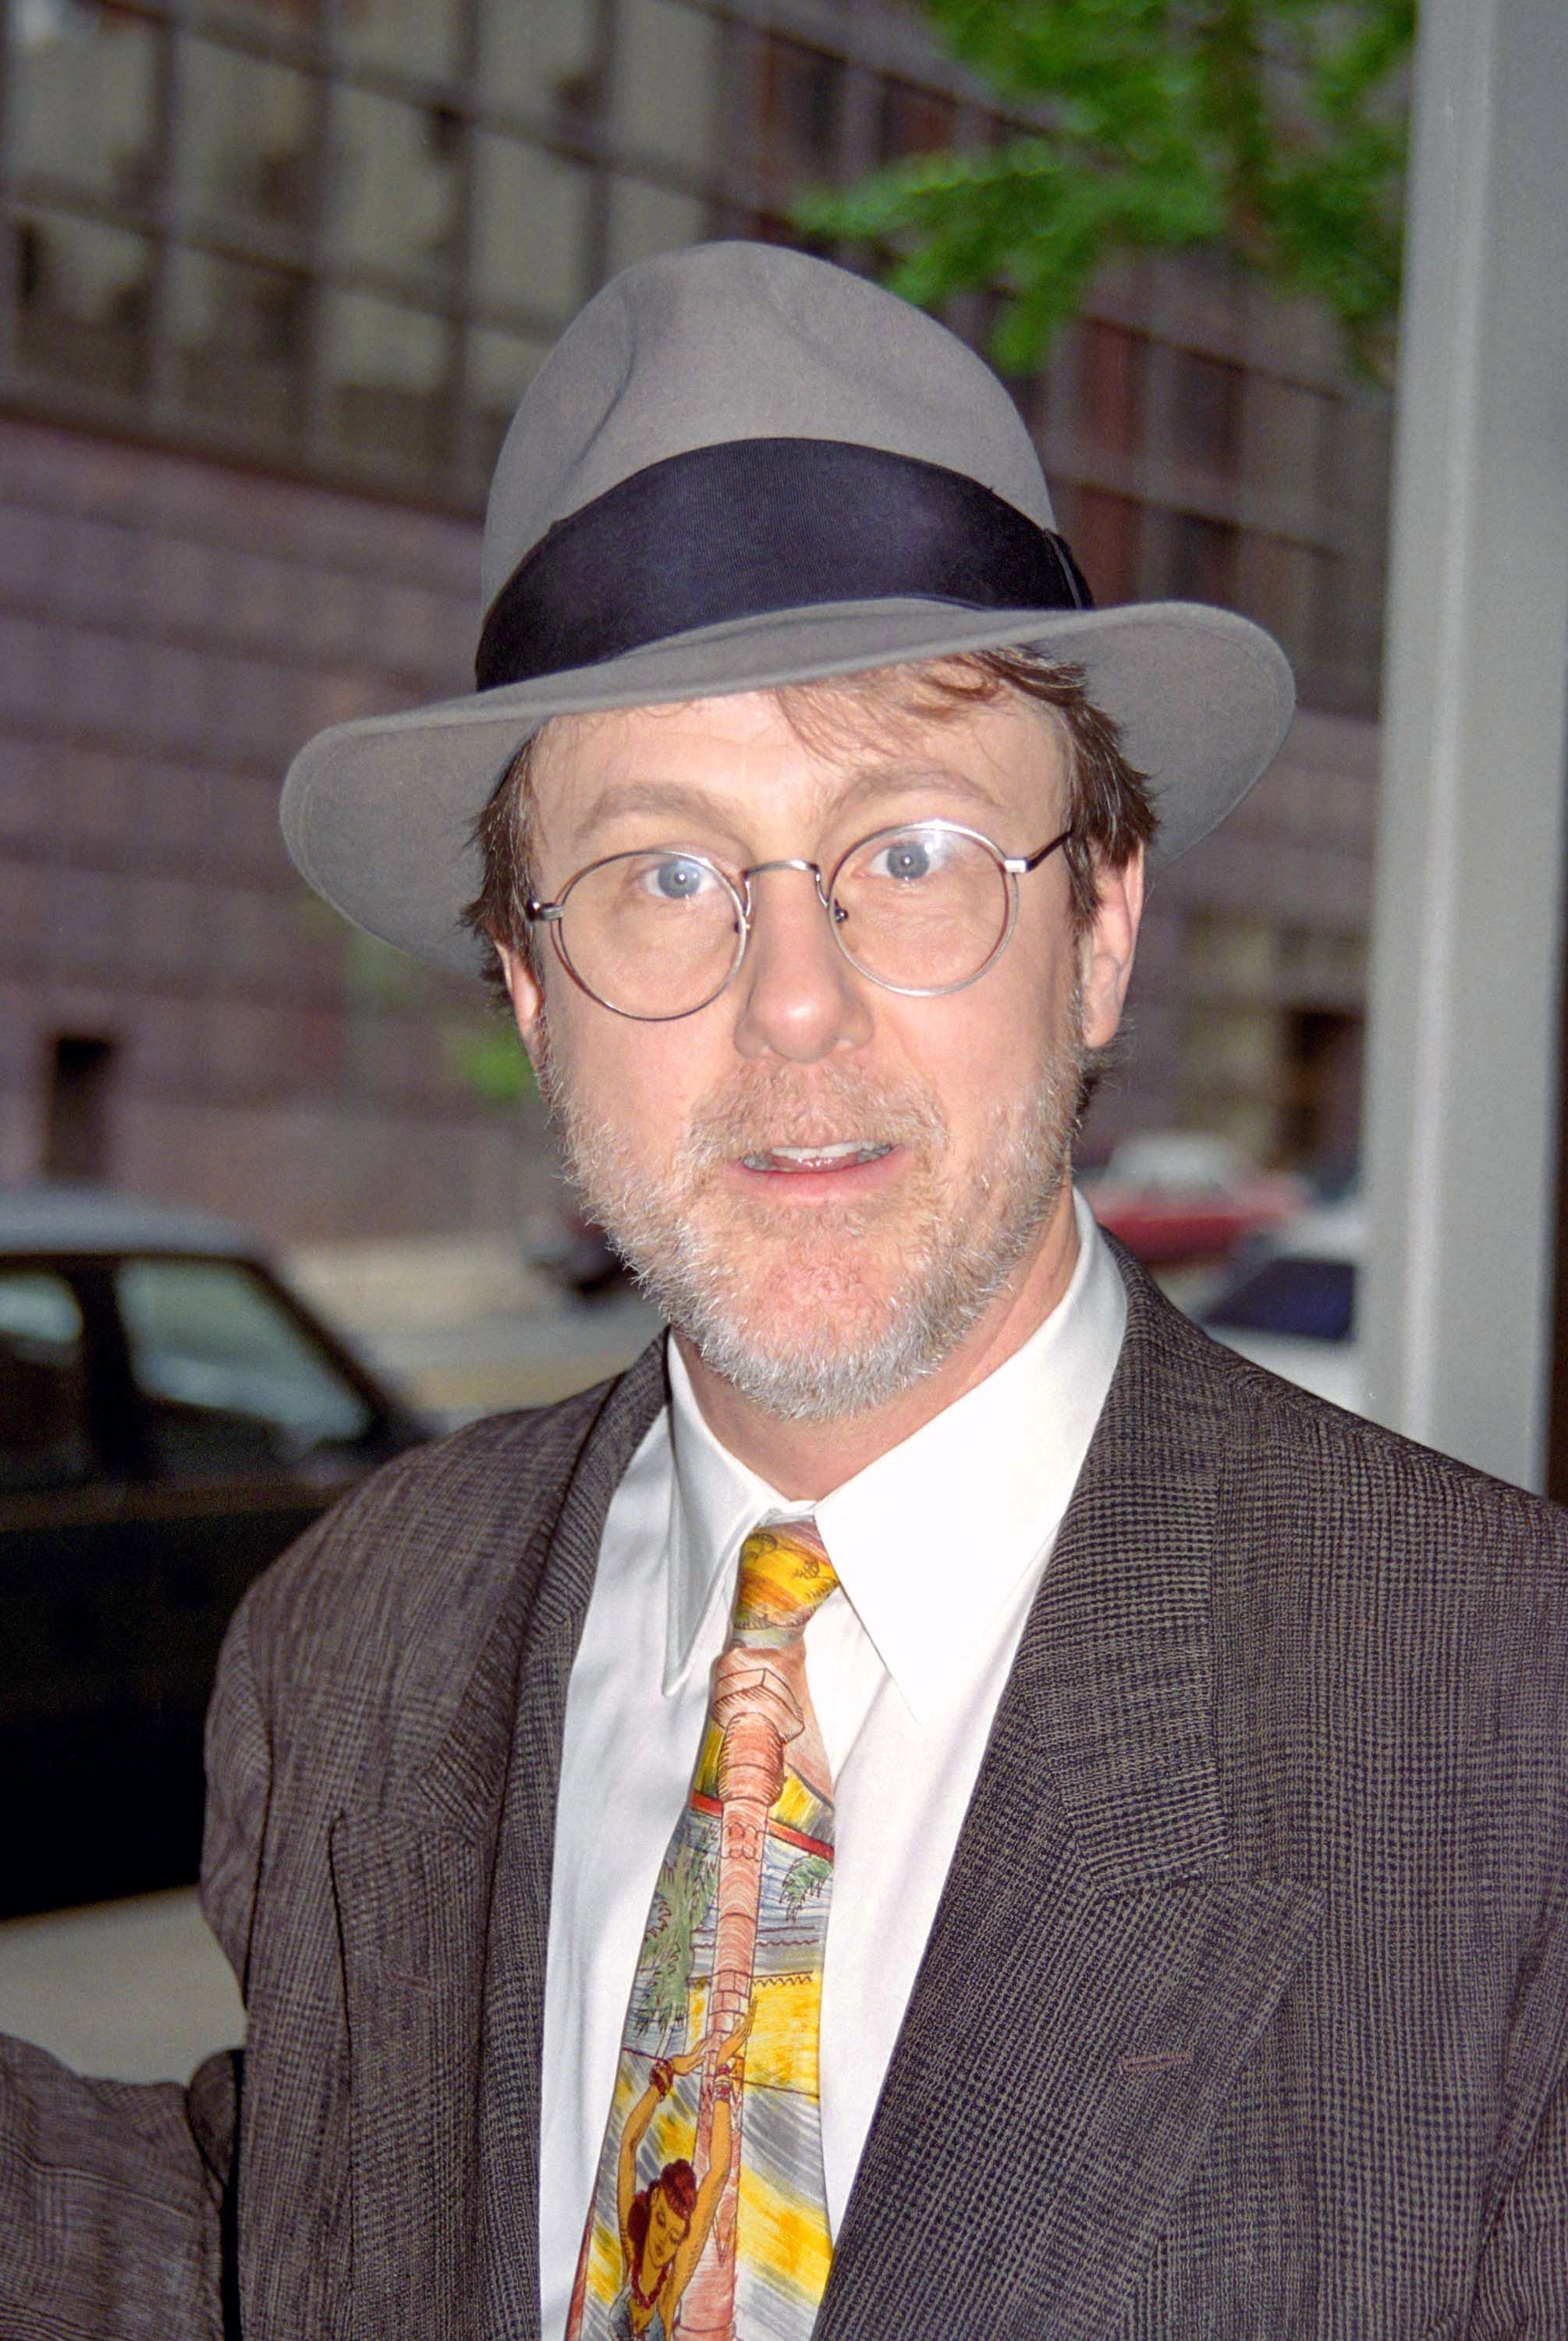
[463,648,1157,997]
[626,2158,697,2276]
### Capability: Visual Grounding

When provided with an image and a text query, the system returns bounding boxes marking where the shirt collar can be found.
[663,1188,1126,1718]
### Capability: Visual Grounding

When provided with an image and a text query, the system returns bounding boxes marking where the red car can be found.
[1083,1135,1305,1266]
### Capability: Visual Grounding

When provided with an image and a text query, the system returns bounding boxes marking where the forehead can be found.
[526,677,1065,847]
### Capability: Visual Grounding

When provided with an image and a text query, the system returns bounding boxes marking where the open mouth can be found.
[740,1140,894,1174]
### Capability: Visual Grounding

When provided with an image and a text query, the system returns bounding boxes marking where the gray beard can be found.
[538,1016,1086,1423]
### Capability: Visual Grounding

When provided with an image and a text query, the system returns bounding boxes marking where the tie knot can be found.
[732,1519,839,1643]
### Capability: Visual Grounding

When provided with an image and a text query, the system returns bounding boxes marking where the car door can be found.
[102,1249,409,1890]
[0,1256,152,1916]
[0,1245,417,1915]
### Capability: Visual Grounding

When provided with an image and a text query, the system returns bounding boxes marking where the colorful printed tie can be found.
[568,1519,840,2341]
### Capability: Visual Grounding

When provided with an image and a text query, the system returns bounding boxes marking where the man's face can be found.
[500,679,1140,1421]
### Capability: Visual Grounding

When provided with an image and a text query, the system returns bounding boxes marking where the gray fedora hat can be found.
[281,240,1294,977]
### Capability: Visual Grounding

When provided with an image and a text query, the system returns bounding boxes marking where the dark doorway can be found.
[43,1034,118,1181]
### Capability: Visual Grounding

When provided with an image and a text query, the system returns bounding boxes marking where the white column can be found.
[1360,0,1568,1487]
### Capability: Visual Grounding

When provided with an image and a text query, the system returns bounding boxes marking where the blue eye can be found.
[883,840,931,882]
[648,856,710,901]
[867,831,949,883]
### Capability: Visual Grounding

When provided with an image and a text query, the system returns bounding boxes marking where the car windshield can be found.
[118,1256,374,1473]
[1203,1255,1356,1343]
[1105,1137,1246,1194]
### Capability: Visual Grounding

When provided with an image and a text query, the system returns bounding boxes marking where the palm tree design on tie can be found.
[638,1842,719,2059]
[569,1520,840,2341]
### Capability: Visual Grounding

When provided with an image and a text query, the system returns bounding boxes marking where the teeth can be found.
[742,1141,893,1172]
[777,1141,871,1160]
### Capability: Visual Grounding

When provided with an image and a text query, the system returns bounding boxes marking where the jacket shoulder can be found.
[1218,1318,1566,1557]
[1118,1251,1568,1612]
[1148,1295,1568,1728]
[235,1366,648,1708]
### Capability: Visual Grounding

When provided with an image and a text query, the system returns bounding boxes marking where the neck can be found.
[673,1185,1082,1501]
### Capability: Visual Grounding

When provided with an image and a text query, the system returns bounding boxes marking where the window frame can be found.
[0,1244,402,1501]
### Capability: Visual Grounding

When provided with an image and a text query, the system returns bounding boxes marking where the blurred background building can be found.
[0,0,1388,1242]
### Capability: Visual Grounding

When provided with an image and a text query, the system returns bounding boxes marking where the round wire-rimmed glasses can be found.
[523,817,1075,1023]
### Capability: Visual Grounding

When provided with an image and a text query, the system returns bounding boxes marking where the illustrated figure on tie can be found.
[570,1522,841,2341]
[605,2021,752,2341]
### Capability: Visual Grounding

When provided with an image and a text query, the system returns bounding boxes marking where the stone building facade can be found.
[0,414,541,1241]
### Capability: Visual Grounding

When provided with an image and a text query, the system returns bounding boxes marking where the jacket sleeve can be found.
[1467,2071,1568,2336]
[0,1599,269,2338]
[1467,1792,1568,2338]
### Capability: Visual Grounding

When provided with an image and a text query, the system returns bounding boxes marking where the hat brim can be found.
[281,596,1294,978]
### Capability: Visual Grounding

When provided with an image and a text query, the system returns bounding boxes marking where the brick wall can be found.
[0,413,554,1244]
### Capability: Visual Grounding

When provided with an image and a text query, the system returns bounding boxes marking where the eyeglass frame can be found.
[523,817,1077,1023]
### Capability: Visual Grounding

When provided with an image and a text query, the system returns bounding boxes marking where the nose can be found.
[730,863,874,1063]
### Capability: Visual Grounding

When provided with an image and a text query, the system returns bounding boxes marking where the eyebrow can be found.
[831,759,1013,821]
[570,759,1012,849]
[572,777,748,848]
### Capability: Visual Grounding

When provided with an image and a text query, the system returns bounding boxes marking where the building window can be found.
[1078,320,1146,460]
[1279,1007,1364,1170]
[756,36,842,179]
[876,77,957,162]
[43,1033,118,1182]
[1065,485,1141,607]
[0,0,1389,705]
[1167,510,1241,606]
[1172,348,1244,478]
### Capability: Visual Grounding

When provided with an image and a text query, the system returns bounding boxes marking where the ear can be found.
[495,940,547,1072]
[1078,847,1144,1050]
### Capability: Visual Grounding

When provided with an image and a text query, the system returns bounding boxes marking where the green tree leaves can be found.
[795,0,1412,381]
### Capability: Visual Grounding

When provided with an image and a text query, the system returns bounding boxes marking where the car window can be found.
[0,1267,93,1492]
[1106,1137,1245,1193]
[118,1257,374,1477]
[1202,1256,1356,1343]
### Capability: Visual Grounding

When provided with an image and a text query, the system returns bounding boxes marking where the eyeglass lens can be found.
[834,825,1012,991]
[552,823,1016,1018]
[556,850,743,1018]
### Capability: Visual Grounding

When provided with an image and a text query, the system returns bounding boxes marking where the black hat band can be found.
[474,435,1093,691]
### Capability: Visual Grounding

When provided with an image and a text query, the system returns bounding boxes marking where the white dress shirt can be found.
[537,1189,1126,2338]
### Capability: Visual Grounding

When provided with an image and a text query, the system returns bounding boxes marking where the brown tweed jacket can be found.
[3,1254,1567,2339]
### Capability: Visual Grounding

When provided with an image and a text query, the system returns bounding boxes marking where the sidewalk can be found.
[0,1889,242,2083]
[284,1233,663,1424]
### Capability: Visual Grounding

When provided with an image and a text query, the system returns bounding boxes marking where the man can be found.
[4,240,1566,2338]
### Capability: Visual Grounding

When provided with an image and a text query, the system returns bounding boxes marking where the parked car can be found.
[1084,1132,1306,1265]
[0,1185,428,1916]
[522,1202,632,1299]
[1195,1199,1364,1413]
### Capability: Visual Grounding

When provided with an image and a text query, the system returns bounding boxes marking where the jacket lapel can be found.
[477,1342,671,2341]
[818,1266,1323,2341]
[330,1344,669,2341]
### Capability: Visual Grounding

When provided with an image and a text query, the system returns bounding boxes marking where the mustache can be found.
[675,1064,949,1171]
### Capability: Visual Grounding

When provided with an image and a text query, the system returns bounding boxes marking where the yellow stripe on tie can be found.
[746,1973,823,2098]
[736,2157,834,2304]
[585,2214,621,2309]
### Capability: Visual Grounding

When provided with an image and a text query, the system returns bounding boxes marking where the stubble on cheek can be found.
[533,995,1087,1421]
[550,1039,953,1298]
